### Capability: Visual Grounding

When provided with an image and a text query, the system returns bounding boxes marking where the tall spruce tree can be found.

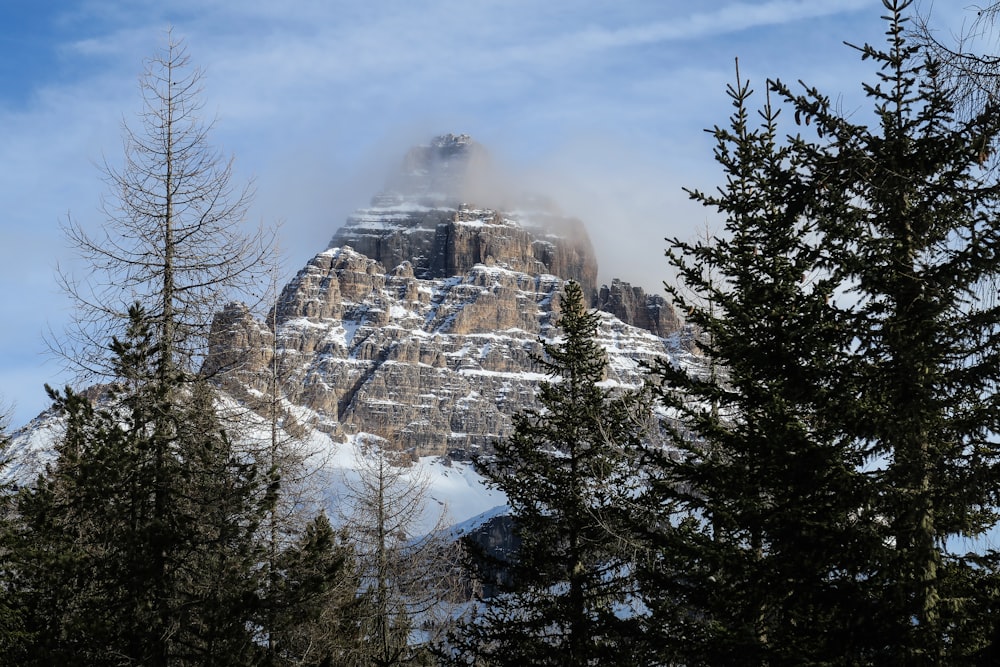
[645,1,1000,663]
[812,3,1000,661]
[447,281,649,667]
[642,59,879,666]
[12,306,273,666]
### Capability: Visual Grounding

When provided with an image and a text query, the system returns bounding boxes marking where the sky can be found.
[0,0,975,427]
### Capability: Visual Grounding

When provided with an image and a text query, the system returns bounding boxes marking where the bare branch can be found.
[54,30,275,383]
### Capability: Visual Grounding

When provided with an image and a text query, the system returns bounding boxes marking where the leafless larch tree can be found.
[56,30,274,382]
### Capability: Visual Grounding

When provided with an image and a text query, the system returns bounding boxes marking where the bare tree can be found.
[339,436,464,667]
[914,3,1000,122]
[913,4,1000,330]
[56,29,273,381]
[31,31,282,666]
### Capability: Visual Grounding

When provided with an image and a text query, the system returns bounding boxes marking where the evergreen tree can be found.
[169,380,270,665]
[7,30,372,667]
[448,281,649,666]
[645,1,1000,663]
[813,4,1000,661]
[12,306,273,666]
[641,59,880,665]
[263,512,365,667]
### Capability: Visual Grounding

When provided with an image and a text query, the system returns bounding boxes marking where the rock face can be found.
[331,204,599,302]
[207,134,686,458]
[213,245,675,457]
[596,279,681,338]
[463,514,519,596]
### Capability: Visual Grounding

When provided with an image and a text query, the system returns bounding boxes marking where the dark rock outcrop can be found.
[463,514,519,597]
[595,279,680,338]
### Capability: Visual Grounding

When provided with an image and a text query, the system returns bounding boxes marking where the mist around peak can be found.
[355,131,712,298]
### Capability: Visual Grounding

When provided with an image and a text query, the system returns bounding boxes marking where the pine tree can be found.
[810,3,1000,661]
[7,30,381,667]
[264,512,365,667]
[12,306,273,666]
[642,56,879,665]
[12,332,160,666]
[169,380,271,665]
[447,281,649,666]
[645,1,1000,663]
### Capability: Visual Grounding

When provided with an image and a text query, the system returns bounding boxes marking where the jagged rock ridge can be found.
[596,279,680,338]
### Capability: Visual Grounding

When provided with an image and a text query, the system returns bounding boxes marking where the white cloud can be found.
[498,0,869,64]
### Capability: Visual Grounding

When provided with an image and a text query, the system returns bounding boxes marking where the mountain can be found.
[207,134,685,460]
[12,133,690,528]
[330,134,600,299]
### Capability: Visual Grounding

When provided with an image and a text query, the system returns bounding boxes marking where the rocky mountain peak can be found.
[326,134,685,335]
[10,133,690,537]
[596,279,681,338]
[200,134,686,457]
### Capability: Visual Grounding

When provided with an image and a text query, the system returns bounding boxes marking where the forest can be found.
[4,0,1000,664]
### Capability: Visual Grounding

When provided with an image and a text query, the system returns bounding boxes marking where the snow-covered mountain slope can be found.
[6,402,505,538]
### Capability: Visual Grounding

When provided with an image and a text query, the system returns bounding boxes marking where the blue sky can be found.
[0,0,972,426]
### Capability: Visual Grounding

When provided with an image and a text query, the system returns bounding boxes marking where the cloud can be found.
[499,0,869,66]
[509,134,714,292]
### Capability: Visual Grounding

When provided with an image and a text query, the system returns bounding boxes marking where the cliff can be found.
[208,244,676,458]
[596,279,681,338]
